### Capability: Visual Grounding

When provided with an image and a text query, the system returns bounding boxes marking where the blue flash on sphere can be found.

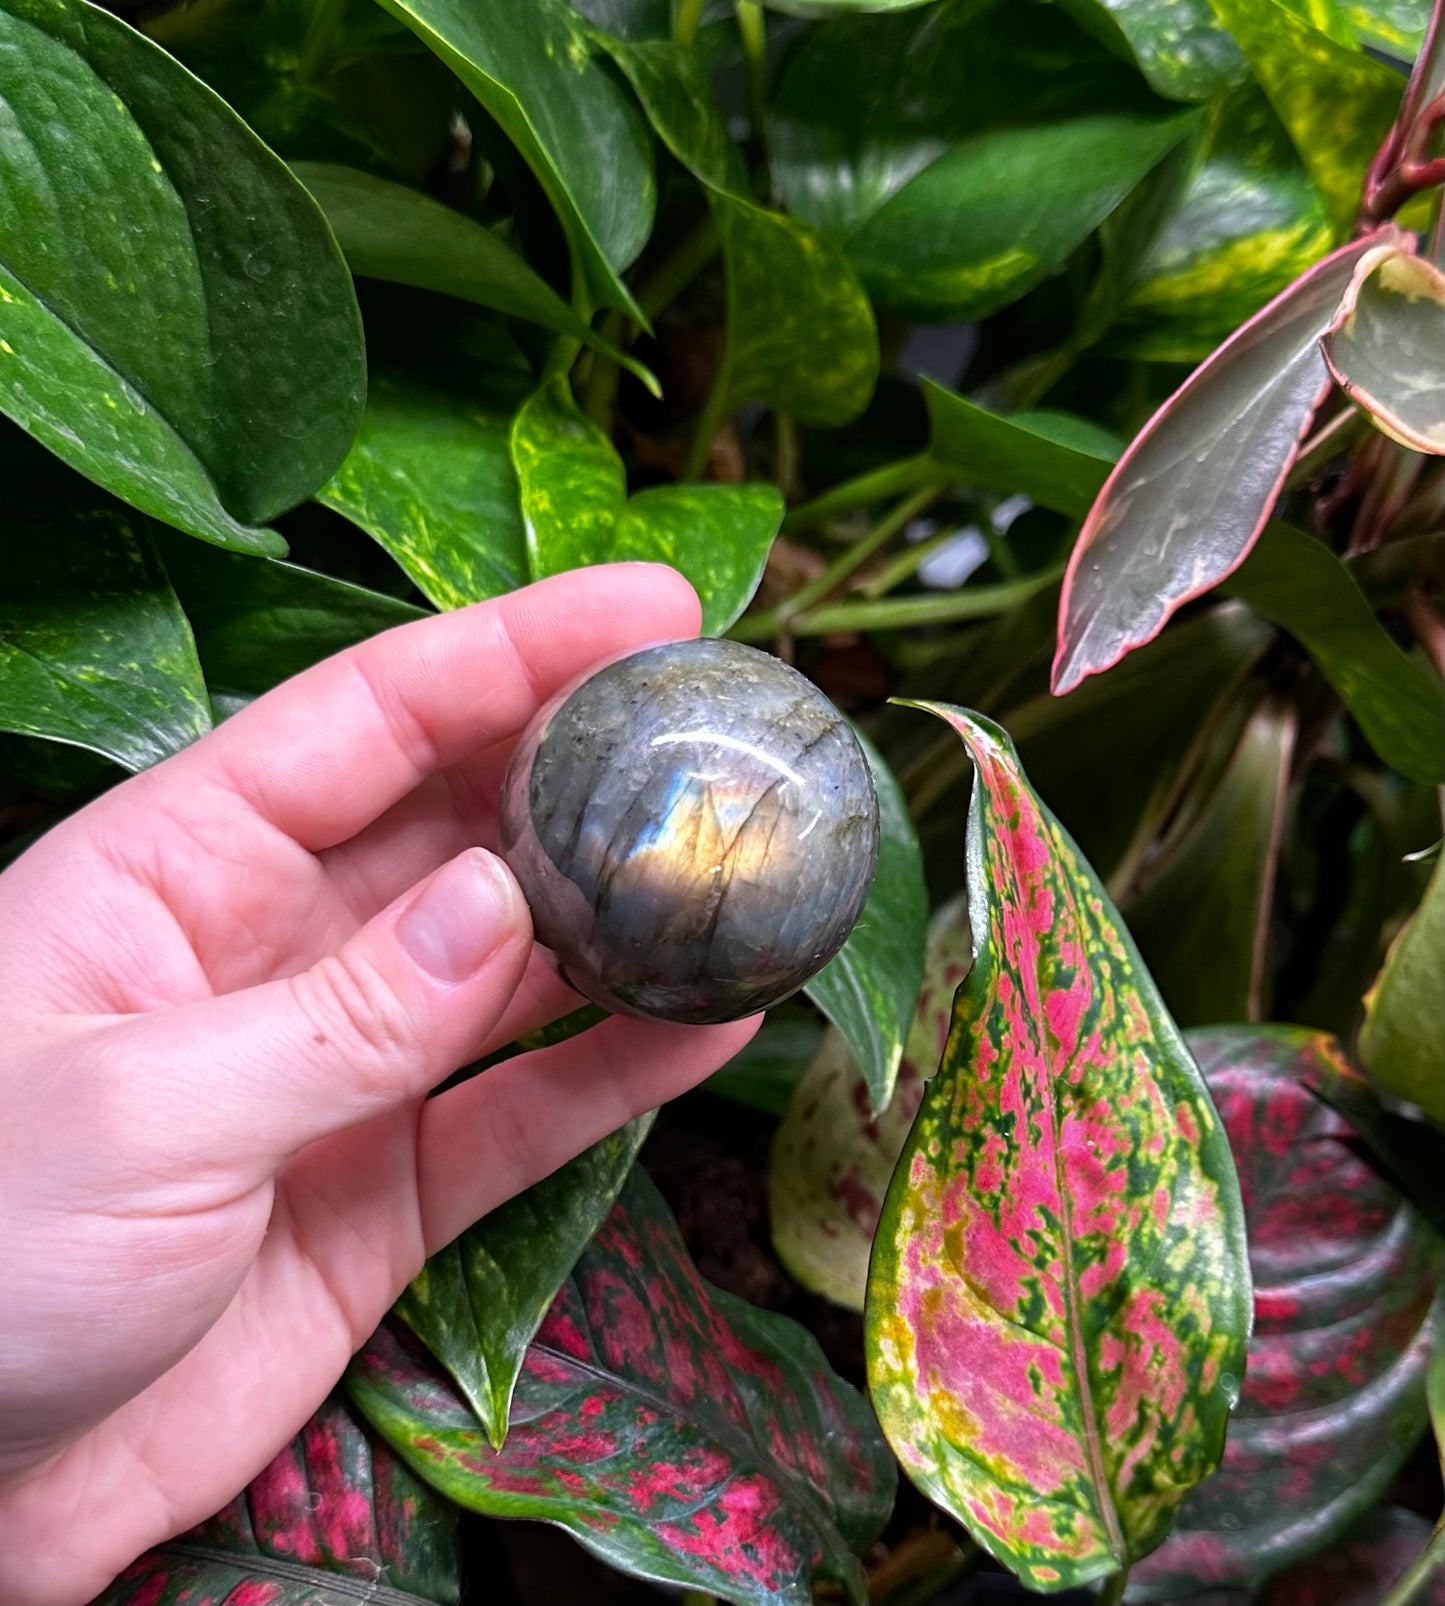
[498,638,880,1024]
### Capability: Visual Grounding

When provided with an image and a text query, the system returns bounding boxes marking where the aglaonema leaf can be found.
[865,704,1251,1594]
[1206,0,1408,233]
[771,895,970,1312]
[319,369,531,611]
[511,379,784,633]
[1128,1026,1444,1598]
[152,528,426,699]
[803,730,928,1112]
[1052,228,1404,695]
[97,1394,459,1604]
[1220,522,1445,786]
[371,0,654,316]
[0,505,210,771]
[1254,1508,1445,1606]
[1358,854,1445,1125]
[348,1168,897,1606]
[1322,247,1445,456]
[394,1117,652,1449]
[0,0,365,555]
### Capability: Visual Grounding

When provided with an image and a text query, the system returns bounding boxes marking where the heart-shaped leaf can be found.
[348,1168,897,1606]
[1322,247,1445,456]
[511,379,783,633]
[1116,86,1333,362]
[394,1116,652,1449]
[0,505,210,771]
[1056,0,1246,100]
[771,895,970,1312]
[1128,1026,1444,1598]
[1121,695,1297,1025]
[921,380,1116,519]
[153,528,426,699]
[1221,522,1445,786]
[1053,228,1403,695]
[0,0,364,554]
[372,0,655,315]
[1359,854,1445,1125]
[866,704,1251,1593]
[319,369,531,610]
[293,163,657,392]
[803,731,928,1112]
[1205,0,1408,232]
[96,1394,460,1604]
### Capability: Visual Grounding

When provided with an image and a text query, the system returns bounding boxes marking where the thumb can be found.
[101,848,534,1180]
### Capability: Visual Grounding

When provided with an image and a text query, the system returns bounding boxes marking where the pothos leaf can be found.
[1053,228,1404,695]
[803,730,928,1113]
[1128,1026,1444,1598]
[1055,0,1246,100]
[96,1394,460,1604]
[865,704,1251,1594]
[393,1116,653,1450]
[771,894,971,1312]
[348,1168,897,1606]
[1358,854,1445,1125]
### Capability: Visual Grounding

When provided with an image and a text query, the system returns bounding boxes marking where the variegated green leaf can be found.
[349,1169,896,1606]
[1359,854,1445,1125]
[865,704,1250,1593]
[771,895,970,1312]
[394,1117,652,1449]
[1056,0,1246,100]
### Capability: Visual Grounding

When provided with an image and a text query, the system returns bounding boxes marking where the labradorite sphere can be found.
[498,638,880,1024]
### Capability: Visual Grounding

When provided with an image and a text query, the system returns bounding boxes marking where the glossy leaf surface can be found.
[803,732,927,1113]
[1206,0,1408,231]
[1323,248,1445,456]
[772,895,970,1312]
[1118,87,1334,360]
[372,0,654,314]
[1122,696,1296,1025]
[866,705,1250,1592]
[154,530,425,698]
[922,381,1115,519]
[349,1169,897,1606]
[1053,229,1401,695]
[1359,856,1445,1125]
[1129,1026,1444,1597]
[293,162,653,387]
[1221,522,1445,785]
[394,1117,651,1449]
[1056,0,1245,99]
[1256,1507,1445,1606]
[0,0,365,553]
[0,508,210,770]
[712,194,879,428]
[512,379,784,633]
[319,371,530,611]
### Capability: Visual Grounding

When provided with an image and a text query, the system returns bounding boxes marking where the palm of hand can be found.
[0,567,756,1604]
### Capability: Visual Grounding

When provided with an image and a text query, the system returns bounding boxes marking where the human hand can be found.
[0,564,758,1604]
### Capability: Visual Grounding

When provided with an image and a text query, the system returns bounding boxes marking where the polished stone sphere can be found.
[499,638,880,1024]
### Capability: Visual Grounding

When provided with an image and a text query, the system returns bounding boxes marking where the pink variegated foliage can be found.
[95,1395,459,1605]
[346,1168,895,1606]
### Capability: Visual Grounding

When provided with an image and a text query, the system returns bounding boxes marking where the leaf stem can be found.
[1096,1568,1130,1606]
[778,484,941,622]
[782,455,939,531]
[1380,1523,1445,1606]
[674,0,706,44]
[581,308,627,424]
[735,0,769,161]
[684,361,731,481]
[730,566,1060,641]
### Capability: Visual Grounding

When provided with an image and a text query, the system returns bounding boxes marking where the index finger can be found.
[165,564,702,852]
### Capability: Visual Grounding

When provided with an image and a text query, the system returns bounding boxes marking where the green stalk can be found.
[1096,1569,1130,1606]
[778,484,941,623]
[735,0,769,158]
[782,455,939,532]
[684,361,732,481]
[1380,1525,1445,1606]
[637,214,720,324]
[674,0,706,43]
[581,308,627,424]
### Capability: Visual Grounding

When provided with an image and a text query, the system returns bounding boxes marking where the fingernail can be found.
[398,850,522,983]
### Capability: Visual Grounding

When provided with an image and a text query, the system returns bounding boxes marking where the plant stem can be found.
[684,361,731,481]
[735,0,769,159]
[1096,1568,1130,1606]
[782,455,938,531]
[637,214,720,324]
[674,0,706,44]
[730,566,1060,641]
[778,484,941,623]
[1379,1523,1445,1606]
[581,309,627,424]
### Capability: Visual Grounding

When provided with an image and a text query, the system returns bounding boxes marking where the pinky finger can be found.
[415,1012,760,1254]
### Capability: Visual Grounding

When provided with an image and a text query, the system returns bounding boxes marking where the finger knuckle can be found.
[291,949,422,1097]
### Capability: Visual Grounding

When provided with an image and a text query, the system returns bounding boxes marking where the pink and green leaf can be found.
[1128,1026,1444,1598]
[1052,227,1405,696]
[96,1395,460,1604]
[348,1168,896,1606]
[770,894,972,1312]
[865,704,1250,1594]
[1322,247,1445,456]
